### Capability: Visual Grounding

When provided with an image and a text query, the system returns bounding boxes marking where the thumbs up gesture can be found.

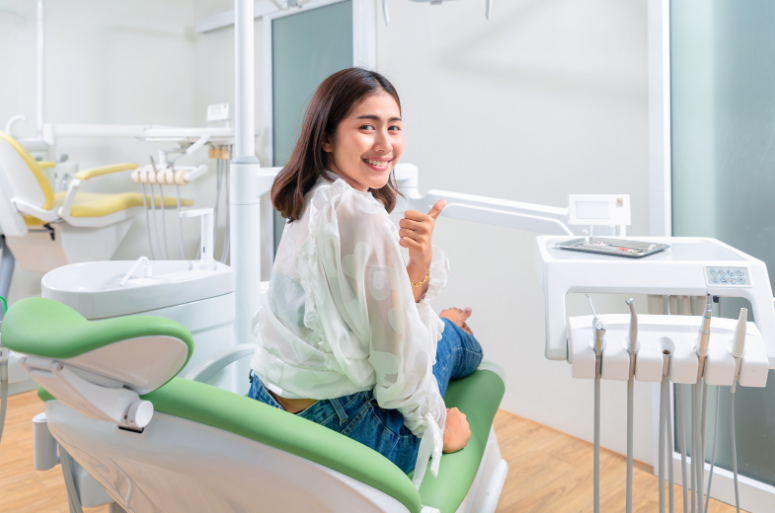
[399,199,446,277]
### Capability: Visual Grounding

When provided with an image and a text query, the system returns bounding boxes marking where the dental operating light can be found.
[382,0,493,26]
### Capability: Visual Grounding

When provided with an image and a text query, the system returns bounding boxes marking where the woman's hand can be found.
[400,199,446,286]
[443,407,471,453]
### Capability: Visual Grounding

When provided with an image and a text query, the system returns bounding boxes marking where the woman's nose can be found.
[373,129,392,153]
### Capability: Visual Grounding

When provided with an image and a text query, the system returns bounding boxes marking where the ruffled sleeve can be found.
[299,178,447,489]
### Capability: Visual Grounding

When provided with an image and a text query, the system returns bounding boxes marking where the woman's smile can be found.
[362,157,392,171]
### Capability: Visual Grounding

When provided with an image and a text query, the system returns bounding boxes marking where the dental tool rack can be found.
[536,236,775,366]
[568,314,768,386]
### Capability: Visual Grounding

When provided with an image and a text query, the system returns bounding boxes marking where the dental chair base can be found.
[6,219,134,273]
[38,369,506,513]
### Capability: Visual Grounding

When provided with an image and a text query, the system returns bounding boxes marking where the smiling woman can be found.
[253,68,482,489]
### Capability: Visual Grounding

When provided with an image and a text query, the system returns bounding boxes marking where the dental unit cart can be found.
[536,235,775,513]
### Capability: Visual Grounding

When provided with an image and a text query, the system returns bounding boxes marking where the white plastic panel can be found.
[568,314,769,387]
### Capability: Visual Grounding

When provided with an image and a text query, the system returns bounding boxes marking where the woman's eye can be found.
[360,124,375,130]
[388,125,402,131]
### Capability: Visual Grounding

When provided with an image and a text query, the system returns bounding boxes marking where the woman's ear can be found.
[321,132,333,153]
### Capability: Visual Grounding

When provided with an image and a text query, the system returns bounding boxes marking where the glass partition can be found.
[671,0,775,487]
[271,0,354,250]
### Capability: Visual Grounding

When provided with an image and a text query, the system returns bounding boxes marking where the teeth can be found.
[366,159,388,168]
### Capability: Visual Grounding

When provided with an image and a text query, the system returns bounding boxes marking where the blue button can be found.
[729,278,737,284]
[737,269,744,276]
[721,277,728,284]
[739,278,746,285]
[710,269,717,276]
[711,276,719,283]
[728,269,735,276]
[718,269,727,276]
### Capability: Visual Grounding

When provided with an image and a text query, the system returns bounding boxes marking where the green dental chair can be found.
[2,297,508,513]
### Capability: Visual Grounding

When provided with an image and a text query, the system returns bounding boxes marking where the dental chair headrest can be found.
[1,298,194,429]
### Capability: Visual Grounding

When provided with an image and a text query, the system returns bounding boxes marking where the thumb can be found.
[427,199,447,220]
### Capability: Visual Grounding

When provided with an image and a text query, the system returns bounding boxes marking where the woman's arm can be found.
[399,200,446,303]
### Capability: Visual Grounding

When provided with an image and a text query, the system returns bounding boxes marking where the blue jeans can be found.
[248,318,483,474]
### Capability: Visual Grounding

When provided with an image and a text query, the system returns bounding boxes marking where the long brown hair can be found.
[271,68,402,221]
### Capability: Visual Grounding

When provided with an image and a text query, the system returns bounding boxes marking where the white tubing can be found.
[140,183,156,260]
[731,390,741,513]
[694,383,704,513]
[699,381,708,509]
[148,183,163,259]
[691,384,697,513]
[594,377,600,513]
[159,185,170,260]
[626,376,634,513]
[176,184,186,259]
[667,381,675,513]
[214,161,222,254]
[676,385,689,513]
[659,377,667,513]
[704,386,720,513]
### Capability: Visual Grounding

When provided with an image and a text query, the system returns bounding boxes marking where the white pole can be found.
[231,0,262,346]
[37,0,45,137]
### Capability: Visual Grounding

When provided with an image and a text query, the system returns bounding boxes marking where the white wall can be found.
[1,0,656,465]
[376,0,654,464]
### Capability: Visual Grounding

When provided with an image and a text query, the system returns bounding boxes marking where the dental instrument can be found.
[729,308,747,513]
[539,237,775,512]
[625,297,638,513]
[585,294,605,513]
[140,181,157,260]
[149,157,166,259]
[159,182,171,260]
[659,348,673,513]
[172,163,186,259]
[694,294,712,513]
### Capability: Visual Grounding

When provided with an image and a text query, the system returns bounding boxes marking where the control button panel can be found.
[706,267,750,286]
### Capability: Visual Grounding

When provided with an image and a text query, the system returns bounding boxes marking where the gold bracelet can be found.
[410,270,431,287]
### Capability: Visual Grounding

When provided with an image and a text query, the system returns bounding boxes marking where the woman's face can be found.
[322,91,404,192]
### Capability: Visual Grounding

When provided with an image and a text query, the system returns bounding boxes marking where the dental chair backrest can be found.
[0,131,55,237]
[1,297,194,430]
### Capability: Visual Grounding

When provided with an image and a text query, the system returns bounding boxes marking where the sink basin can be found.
[42,260,236,319]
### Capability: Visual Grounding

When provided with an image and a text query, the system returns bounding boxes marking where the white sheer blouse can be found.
[250,172,450,487]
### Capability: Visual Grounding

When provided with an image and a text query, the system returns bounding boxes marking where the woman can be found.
[249,67,483,488]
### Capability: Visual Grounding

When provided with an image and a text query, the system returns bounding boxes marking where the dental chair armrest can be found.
[75,162,138,181]
[12,198,59,223]
[38,161,56,169]
[184,343,257,384]
[57,179,82,219]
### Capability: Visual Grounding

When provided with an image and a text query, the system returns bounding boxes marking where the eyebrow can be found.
[356,114,402,122]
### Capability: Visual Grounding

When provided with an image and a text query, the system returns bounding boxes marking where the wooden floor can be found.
[1,391,743,513]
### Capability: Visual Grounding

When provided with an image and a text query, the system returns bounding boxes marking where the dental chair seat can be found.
[4,298,506,513]
[25,191,194,225]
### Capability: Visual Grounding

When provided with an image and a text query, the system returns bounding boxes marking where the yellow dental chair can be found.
[0,131,192,273]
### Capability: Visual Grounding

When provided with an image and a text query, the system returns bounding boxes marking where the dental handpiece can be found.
[585,294,607,379]
[594,319,606,379]
[696,293,713,378]
[731,308,747,392]
[625,298,639,376]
